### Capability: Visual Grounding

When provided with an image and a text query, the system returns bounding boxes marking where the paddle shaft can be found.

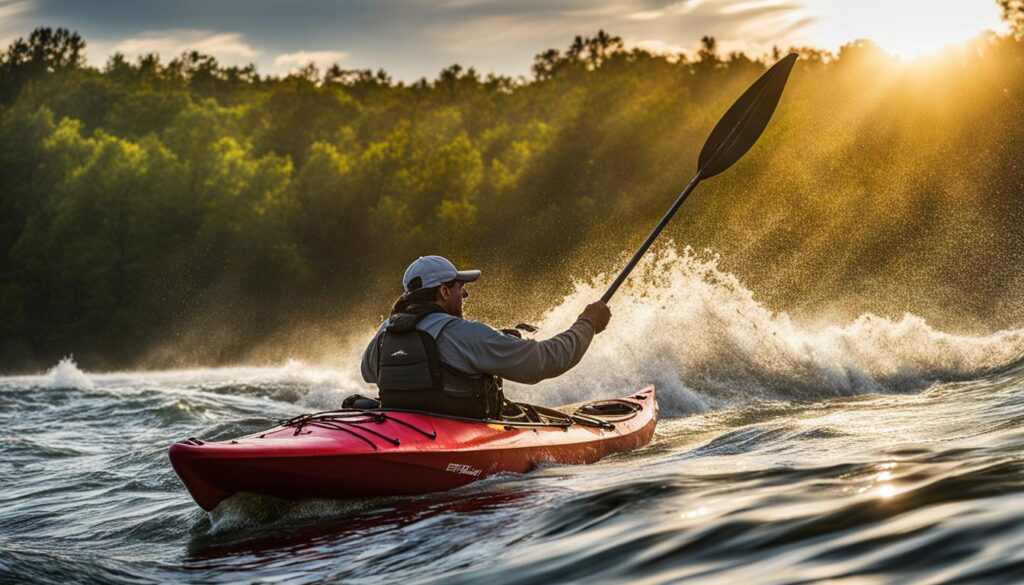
[598,54,798,304]
[601,172,703,303]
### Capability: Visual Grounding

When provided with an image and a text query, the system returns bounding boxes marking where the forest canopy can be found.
[2,9,1024,371]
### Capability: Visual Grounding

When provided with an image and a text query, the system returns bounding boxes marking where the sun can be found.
[806,0,1007,59]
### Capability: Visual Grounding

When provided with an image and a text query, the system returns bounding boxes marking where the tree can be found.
[0,28,86,102]
[3,25,1024,370]
[584,30,624,68]
[697,36,720,65]
[999,0,1024,38]
[250,78,360,165]
[532,48,564,80]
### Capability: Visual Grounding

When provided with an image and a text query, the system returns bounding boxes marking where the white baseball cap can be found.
[402,255,480,292]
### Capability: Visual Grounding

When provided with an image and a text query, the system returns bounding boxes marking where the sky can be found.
[0,0,1008,81]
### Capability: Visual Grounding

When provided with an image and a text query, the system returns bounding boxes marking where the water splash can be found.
[510,246,1024,415]
[204,492,382,535]
[45,356,94,390]
[25,248,1024,419]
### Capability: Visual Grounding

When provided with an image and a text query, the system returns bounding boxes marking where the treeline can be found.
[2,15,1024,371]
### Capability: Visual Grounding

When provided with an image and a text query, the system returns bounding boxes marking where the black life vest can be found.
[376,310,503,419]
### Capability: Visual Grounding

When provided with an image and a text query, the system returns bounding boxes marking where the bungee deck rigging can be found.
[169,386,658,510]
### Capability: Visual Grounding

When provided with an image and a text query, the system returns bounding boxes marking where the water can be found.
[4,250,1024,584]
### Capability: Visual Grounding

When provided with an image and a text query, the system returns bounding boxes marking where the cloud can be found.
[635,39,687,54]
[23,0,819,79]
[629,0,815,56]
[0,0,31,20]
[429,0,811,63]
[110,29,259,63]
[629,10,665,21]
[720,0,792,15]
[0,0,34,48]
[274,50,348,70]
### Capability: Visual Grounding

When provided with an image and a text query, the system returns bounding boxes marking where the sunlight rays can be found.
[805,0,1006,59]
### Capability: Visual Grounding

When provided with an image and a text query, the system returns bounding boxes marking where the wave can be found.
[3,358,362,410]
[44,356,94,390]
[438,458,1024,585]
[12,247,1024,419]
[510,247,1024,415]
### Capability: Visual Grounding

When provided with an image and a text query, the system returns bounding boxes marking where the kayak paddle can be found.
[600,53,799,303]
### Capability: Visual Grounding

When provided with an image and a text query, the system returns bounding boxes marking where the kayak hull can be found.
[169,386,657,511]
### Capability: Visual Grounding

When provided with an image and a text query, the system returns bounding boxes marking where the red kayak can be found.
[169,386,658,510]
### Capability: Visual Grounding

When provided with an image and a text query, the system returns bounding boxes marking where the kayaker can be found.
[361,255,610,419]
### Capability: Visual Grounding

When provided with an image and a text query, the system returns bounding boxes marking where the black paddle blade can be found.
[697,53,798,179]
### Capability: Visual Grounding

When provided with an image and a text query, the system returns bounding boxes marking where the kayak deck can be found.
[169,386,657,510]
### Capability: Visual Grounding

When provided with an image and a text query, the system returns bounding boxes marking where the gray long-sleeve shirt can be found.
[361,313,595,385]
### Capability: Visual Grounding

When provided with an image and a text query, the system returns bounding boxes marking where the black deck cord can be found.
[306,419,401,446]
[358,413,437,440]
[504,400,617,430]
[279,409,383,434]
[570,413,616,430]
[279,409,438,440]
[500,399,577,426]
[282,411,380,438]
[279,406,598,431]
[500,400,532,423]
[281,410,400,446]
[524,402,543,423]
[293,421,379,450]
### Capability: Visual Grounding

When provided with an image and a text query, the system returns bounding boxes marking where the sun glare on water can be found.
[808,0,1006,59]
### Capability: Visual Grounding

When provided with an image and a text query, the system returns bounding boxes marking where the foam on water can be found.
[509,247,1024,415]
[44,356,94,390]
[206,494,361,534]
[15,247,1024,418]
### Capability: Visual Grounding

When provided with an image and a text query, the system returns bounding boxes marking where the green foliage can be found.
[1,21,1023,370]
[250,76,361,164]
[0,28,84,102]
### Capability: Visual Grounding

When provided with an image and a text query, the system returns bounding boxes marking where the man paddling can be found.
[360,255,610,419]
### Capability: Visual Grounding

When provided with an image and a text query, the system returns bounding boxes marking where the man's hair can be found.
[390,280,456,316]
